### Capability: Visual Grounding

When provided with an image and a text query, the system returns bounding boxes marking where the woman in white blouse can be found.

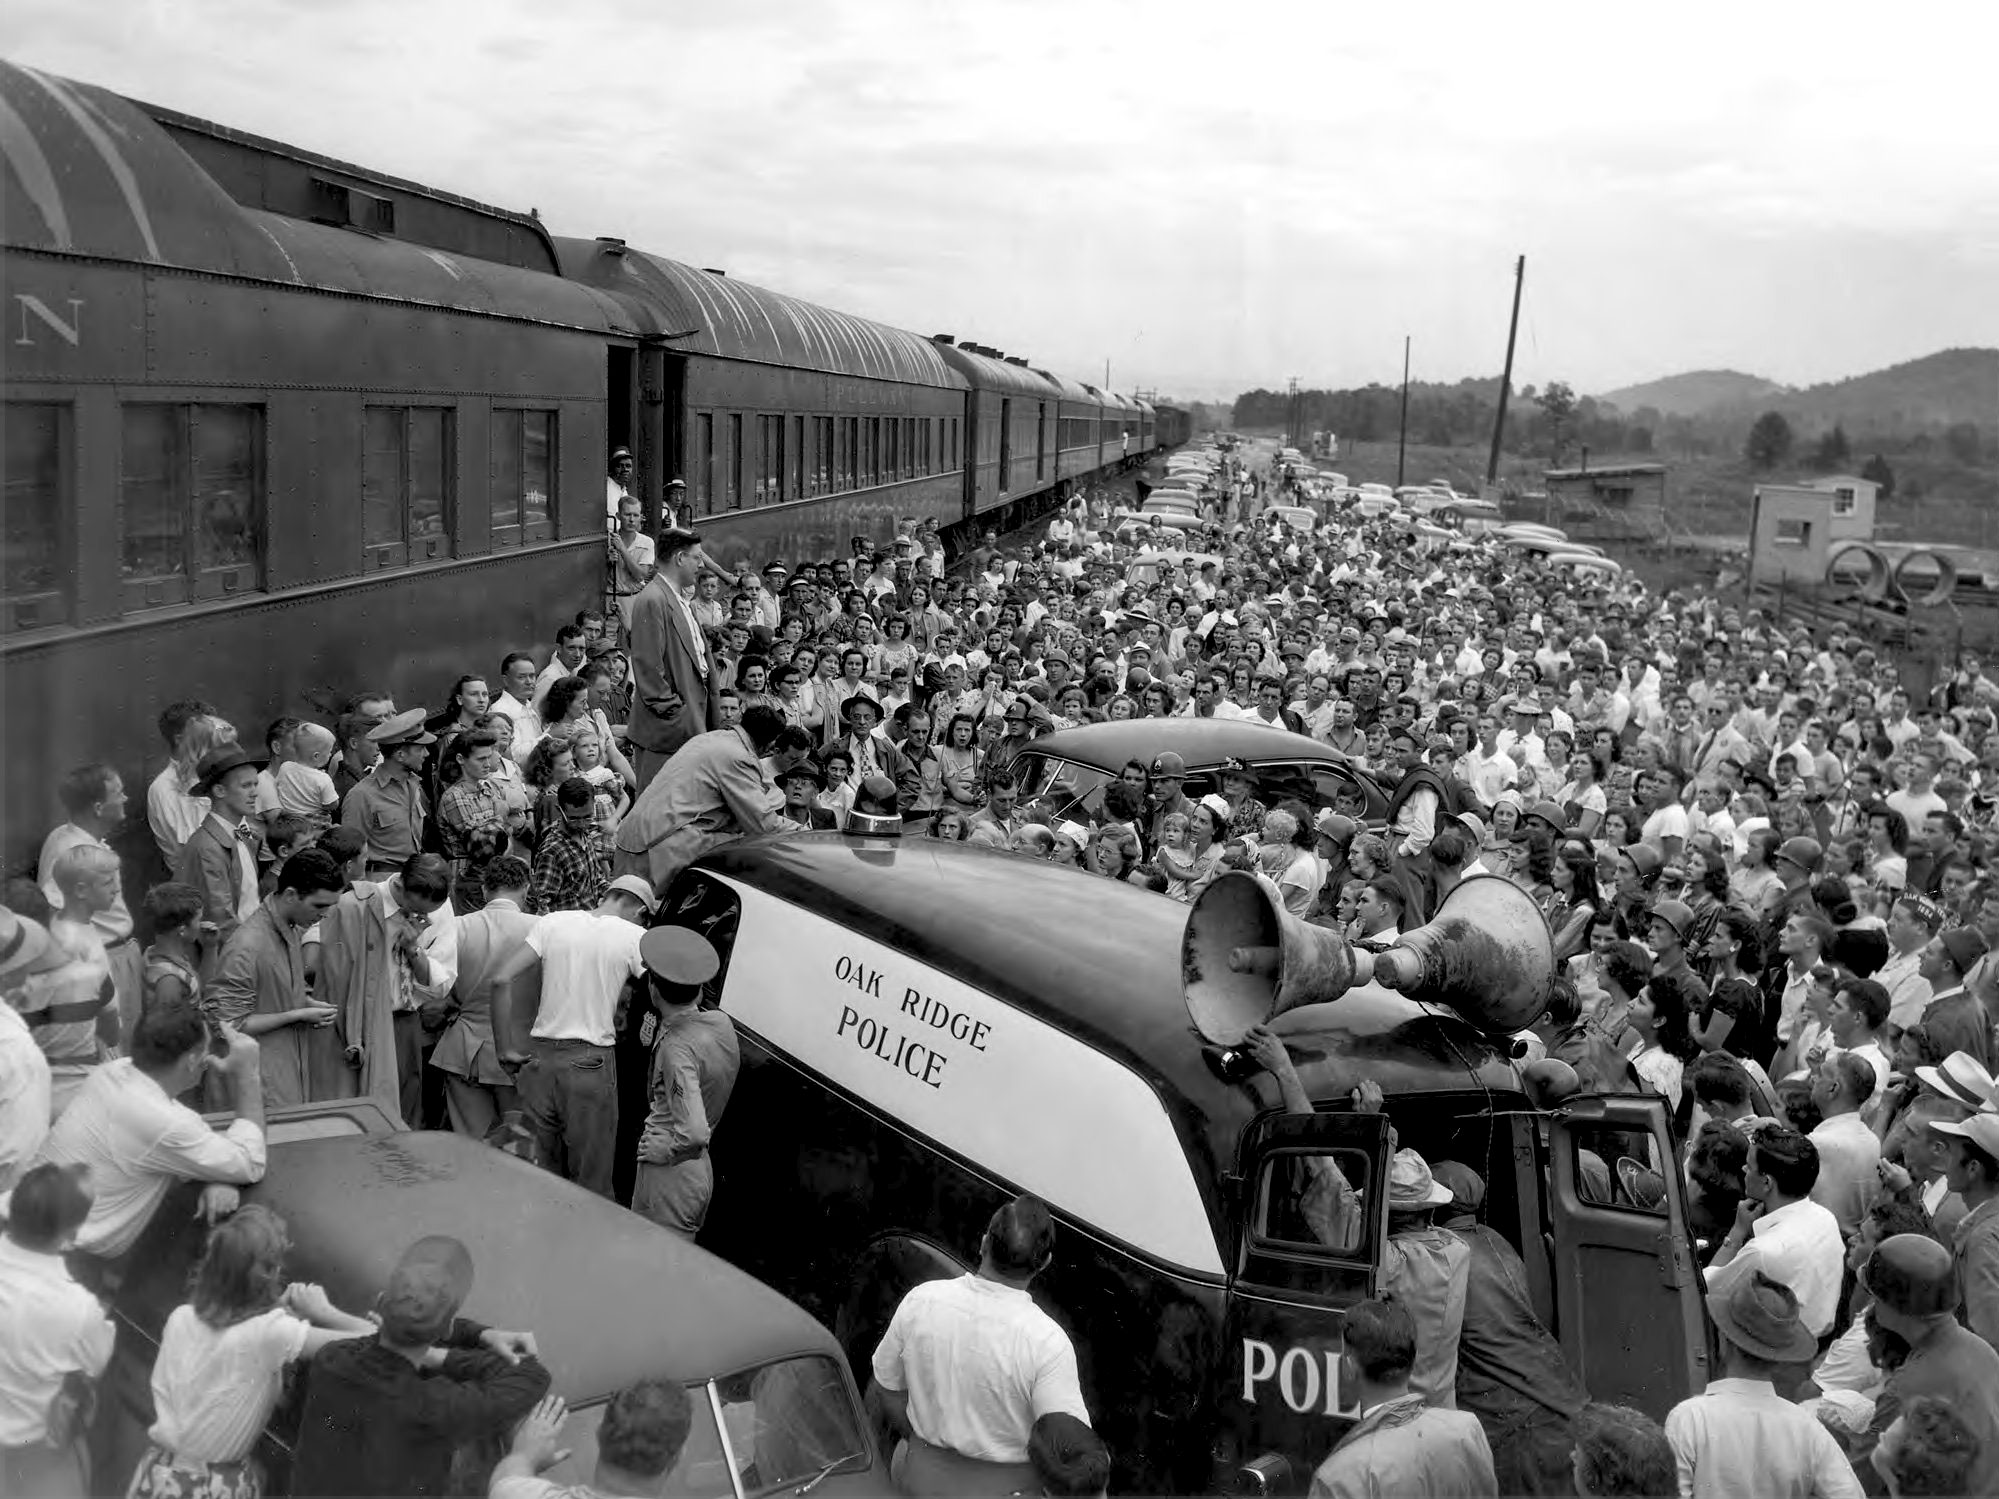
[129,1206,374,1499]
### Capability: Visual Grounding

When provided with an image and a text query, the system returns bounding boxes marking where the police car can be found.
[665,836,1710,1495]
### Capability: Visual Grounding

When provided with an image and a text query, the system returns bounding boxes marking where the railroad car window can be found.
[120,403,265,607]
[884,418,898,483]
[491,408,555,547]
[792,415,806,498]
[842,418,859,490]
[363,407,454,568]
[1255,1148,1371,1255]
[813,416,832,495]
[2,402,69,631]
[867,417,881,486]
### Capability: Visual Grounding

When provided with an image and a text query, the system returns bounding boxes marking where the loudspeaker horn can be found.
[1825,542,1891,601]
[1180,873,1556,1045]
[1894,548,1957,607]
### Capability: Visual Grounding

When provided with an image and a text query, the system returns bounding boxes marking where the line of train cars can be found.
[0,59,1189,868]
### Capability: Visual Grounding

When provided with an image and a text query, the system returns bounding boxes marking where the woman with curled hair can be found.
[131,1206,374,1499]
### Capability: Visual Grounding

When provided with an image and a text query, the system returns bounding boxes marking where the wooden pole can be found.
[1487,255,1525,489]
[1396,337,1411,488]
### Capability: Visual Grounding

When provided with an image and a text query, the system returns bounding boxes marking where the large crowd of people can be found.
[8,435,1999,1496]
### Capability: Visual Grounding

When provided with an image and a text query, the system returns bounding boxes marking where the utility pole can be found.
[1396,336,1411,488]
[1486,254,1525,490]
[1286,376,1300,450]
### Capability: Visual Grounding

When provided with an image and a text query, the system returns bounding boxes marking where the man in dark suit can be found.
[627,529,716,789]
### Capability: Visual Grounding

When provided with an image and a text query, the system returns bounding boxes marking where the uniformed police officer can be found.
[630,926,736,1240]
[340,708,435,877]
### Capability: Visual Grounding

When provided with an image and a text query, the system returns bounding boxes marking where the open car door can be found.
[1547,1093,1711,1420]
[1222,1108,1392,1495]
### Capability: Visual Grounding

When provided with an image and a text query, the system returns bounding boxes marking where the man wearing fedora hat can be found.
[176,744,268,981]
[1928,1107,1999,1351]
[1665,1272,1860,1498]
[827,695,917,808]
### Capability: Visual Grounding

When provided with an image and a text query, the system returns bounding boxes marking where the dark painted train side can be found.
[0,61,1177,867]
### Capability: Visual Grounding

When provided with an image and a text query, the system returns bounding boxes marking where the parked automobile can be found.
[94,1104,882,1499]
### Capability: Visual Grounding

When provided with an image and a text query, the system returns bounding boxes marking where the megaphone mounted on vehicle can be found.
[1180,873,1556,1045]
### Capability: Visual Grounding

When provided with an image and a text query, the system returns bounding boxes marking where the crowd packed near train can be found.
[12,431,1999,1499]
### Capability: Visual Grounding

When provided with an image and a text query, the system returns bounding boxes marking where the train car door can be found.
[1224,1109,1390,1495]
[1546,1094,1711,1420]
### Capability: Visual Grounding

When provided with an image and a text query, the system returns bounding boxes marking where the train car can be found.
[1,61,627,870]
[1102,389,1141,465]
[1039,368,1107,485]
[1155,402,1192,449]
[930,340,1064,527]
[551,239,970,574]
[1133,397,1158,457]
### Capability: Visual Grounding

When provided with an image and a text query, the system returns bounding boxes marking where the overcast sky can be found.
[13,0,1997,402]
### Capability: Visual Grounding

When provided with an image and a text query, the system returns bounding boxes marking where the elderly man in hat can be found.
[176,744,267,978]
[828,694,918,808]
[1665,1273,1860,1497]
[291,1234,549,1499]
[341,708,435,878]
[631,927,733,1239]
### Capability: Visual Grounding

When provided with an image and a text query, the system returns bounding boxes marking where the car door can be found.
[1546,1093,1712,1420]
[1222,1109,1391,1494]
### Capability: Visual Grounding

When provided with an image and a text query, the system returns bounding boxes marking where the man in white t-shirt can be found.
[869,1194,1093,1495]
[492,875,654,1200]
[1638,769,1690,861]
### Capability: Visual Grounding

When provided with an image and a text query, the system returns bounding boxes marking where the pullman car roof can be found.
[553,237,966,388]
[933,341,1065,398]
[1,62,635,333]
[695,836,1521,1230]
[1036,369,1102,407]
[249,1131,839,1395]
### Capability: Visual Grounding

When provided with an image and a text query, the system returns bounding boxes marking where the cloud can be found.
[10,0,1998,401]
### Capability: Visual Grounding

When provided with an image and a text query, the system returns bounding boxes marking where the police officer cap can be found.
[368,708,436,747]
[640,927,720,988]
[1861,1233,1958,1318]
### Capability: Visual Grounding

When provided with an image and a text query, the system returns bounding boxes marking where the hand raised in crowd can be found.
[215,1021,260,1074]
[509,1394,572,1472]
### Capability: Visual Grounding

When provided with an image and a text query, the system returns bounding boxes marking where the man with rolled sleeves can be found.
[630,927,736,1239]
[341,709,435,879]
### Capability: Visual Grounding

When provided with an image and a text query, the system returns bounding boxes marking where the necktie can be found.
[234,822,257,844]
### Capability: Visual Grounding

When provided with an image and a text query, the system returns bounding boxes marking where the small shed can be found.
[1540,463,1668,540]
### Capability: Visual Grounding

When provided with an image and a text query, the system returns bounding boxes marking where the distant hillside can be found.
[1598,349,1998,435]
[1598,369,1788,418]
[1772,347,1999,432]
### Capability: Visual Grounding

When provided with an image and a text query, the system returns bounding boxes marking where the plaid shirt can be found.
[437,776,510,861]
[532,822,607,913]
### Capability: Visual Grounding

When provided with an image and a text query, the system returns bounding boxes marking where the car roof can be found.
[251,1131,840,1395]
[1024,718,1359,773]
[692,837,1523,1261]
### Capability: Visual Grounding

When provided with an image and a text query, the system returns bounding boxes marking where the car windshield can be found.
[535,1355,868,1499]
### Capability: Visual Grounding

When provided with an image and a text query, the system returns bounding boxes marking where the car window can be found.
[1255,1148,1372,1256]
[537,1356,868,1499]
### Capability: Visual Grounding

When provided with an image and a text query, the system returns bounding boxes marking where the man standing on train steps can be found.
[627,529,715,789]
[868,1194,1094,1495]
